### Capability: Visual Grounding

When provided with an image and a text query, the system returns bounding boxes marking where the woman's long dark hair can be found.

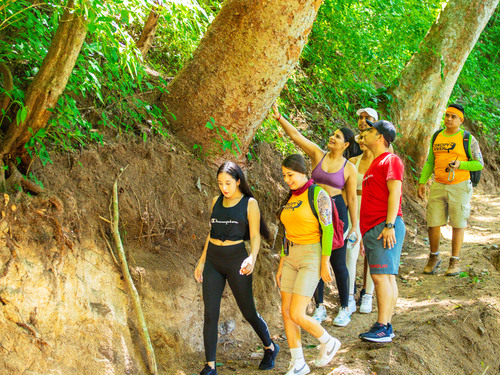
[339,127,356,159]
[276,154,308,220]
[217,162,271,241]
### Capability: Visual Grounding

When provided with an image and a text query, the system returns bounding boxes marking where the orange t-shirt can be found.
[433,131,469,184]
[280,190,321,244]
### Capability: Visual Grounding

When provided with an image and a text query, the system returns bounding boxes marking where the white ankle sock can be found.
[451,256,459,260]
[431,252,439,255]
[318,331,332,344]
[290,347,305,362]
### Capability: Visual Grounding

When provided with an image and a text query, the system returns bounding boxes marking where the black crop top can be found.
[210,195,250,241]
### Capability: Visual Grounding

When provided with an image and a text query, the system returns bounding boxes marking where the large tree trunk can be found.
[390,0,499,166]
[160,0,323,160]
[0,0,88,159]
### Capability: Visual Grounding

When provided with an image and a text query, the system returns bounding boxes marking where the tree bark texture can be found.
[136,10,160,59]
[390,0,499,166]
[160,0,323,159]
[0,0,88,158]
[0,63,13,114]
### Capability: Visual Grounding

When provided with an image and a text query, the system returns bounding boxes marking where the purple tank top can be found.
[311,155,347,190]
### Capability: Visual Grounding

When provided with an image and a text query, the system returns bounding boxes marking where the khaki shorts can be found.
[280,242,321,297]
[427,180,473,228]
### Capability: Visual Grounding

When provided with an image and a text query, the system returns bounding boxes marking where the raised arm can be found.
[272,103,324,163]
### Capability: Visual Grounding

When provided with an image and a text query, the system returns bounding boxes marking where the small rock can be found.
[372,364,391,375]
[218,318,235,336]
[478,326,486,336]
[491,244,499,250]
[250,352,264,359]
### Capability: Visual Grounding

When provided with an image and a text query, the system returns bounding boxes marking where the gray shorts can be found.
[280,242,321,297]
[427,180,473,228]
[363,216,406,275]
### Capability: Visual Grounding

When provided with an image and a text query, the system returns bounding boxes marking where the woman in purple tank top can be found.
[272,103,359,328]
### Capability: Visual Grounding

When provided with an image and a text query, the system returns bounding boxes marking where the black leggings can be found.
[314,194,350,308]
[203,242,271,362]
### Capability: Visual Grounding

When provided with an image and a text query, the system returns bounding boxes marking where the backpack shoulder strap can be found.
[431,128,443,146]
[308,184,319,221]
[463,130,472,160]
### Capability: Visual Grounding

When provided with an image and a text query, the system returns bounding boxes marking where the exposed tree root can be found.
[3,162,44,195]
[111,175,157,374]
[0,235,17,279]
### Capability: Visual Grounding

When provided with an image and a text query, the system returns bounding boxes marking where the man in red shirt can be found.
[358,120,406,343]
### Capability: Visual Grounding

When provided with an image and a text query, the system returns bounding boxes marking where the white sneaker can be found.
[285,361,310,375]
[348,295,356,314]
[359,294,373,314]
[312,305,327,323]
[333,307,351,327]
[314,337,341,367]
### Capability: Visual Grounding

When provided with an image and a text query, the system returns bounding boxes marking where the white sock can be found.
[431,252,439,255]
[451,256,459,260]
[318,331,332,344]
[290,347,305,363]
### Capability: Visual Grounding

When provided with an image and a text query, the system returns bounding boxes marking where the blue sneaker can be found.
[359,322,392,343]
[387,323,396,339]
[259,341,280,370]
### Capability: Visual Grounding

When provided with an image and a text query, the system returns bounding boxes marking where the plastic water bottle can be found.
[346,232,358,250]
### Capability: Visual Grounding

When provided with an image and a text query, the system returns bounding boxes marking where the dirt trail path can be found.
[181,192,500,375]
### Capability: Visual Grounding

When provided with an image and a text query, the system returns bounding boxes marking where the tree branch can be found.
[110,177,157,374]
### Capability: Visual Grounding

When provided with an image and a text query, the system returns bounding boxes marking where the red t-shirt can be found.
[360,152,404,236]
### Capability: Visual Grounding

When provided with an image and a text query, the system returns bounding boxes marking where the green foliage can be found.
[205,116,242,157]
[0,0,220,162]
[147,0,222,75]
[459,269,488,284]
[285,0,443,129]
[1,0,498,173]
[450,11,500,143]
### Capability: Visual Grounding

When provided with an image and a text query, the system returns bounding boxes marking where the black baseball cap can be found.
[366,119,396,144]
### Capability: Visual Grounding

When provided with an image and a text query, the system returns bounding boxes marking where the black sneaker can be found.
[356,289,366,306]
[200,364,217,375]
[259,341,280,370]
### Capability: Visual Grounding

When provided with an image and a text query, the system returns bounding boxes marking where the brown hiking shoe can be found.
[445,258,460,276]
[423,253,441,274]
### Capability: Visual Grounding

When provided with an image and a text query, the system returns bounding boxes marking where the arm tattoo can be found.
[470,136,484,166]
[317,190,332,226]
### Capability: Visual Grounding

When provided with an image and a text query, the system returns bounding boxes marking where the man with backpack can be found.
[418,104,484,276]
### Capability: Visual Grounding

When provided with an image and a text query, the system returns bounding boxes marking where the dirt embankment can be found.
[0,131,499,374]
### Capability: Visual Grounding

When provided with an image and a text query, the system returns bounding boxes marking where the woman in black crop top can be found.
[194,162,279,375]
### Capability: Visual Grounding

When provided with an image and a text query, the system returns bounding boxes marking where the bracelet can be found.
[277,113,282,121]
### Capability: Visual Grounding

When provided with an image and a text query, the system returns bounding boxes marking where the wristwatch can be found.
[385,223,395,229]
